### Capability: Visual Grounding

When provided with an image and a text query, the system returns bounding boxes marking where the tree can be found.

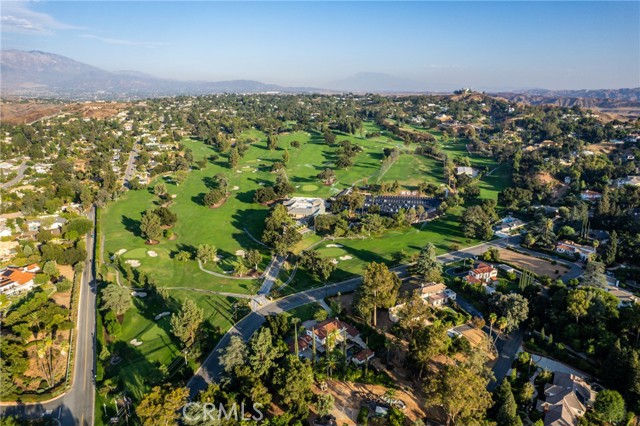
[170,299,204,347]
[267,134,278,150]
[140,210,162,243]
[272,355,314,417]
[101,284,132,315]
[153,183,167,198]
[248,327,280,379]
[172,170,188,186]
[261,204,301,255]
[196,244,217,264]
[396,292,432,340]
[317,168,336,185]
[353,262,401,324]
[136,385,189,426]
[282,150,290,164]
[299,250,337,281]
[152,207,177,227]
[410,321,449,378]
[490,293,528,333]
[495,380,523,426]
[42,261,59,279]
[245,249,261,271]
[424,363,492,426]
[566,289,592,324]
[604,230,618,265]
[228,147,240,169]
[219,335,248,375]
[204,188,226,206]
[594,390,626,423]
[410,243,443,282]
[462,205,494,240]
[315,393,335,417]
[582,261,608,288]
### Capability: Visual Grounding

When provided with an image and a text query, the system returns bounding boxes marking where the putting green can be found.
[301,184,318,192]
[122,248,148,259]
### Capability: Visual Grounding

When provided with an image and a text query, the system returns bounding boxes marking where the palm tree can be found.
[488,313,497,341]
[325,351,338,377]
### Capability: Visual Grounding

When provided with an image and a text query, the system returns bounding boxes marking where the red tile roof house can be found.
[305,318,360,350]
[464,262,498,285]
[0,264,40,296]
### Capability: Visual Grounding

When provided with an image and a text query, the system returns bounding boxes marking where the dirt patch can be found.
[58,264,74,281]
[0,101,128,125]
[208,194,230,209]
[312,379,430,425]
[498,249,569,277]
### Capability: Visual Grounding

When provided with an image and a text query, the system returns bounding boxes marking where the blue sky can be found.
[2,1,639,90]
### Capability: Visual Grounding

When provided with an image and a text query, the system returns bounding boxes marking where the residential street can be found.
[0,161,27,189]
[0,208,97,425]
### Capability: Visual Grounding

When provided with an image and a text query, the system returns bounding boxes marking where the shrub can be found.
[56,278,73,293]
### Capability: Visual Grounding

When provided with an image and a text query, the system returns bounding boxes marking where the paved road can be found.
[123,143,139,185]
[488,329,524,391]
[1,161,27,189]
[257,255,285,295]
[0,208,97,425]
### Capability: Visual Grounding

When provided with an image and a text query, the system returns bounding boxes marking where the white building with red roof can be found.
[0,264,40,295]
[464,262,498,285]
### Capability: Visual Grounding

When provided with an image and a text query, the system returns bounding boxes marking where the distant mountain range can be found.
[0,50,321,99]
[1,50,638,107]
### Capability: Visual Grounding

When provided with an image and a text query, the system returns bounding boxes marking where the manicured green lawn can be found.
[380,153,445,188]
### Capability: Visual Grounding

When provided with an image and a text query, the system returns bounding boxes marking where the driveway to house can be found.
[488,329,524,391]
[530,353,587,378]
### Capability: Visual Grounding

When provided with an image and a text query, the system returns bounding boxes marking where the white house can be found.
[555,241,596,261]
[0,264,40,296]
[464,263,498,285]
[283,197,326,219]
[456,167,478,178]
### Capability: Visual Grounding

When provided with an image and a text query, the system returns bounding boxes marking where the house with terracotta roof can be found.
[464,263,498,285]
[416,282,457,308]
[0,264,40,295]
[555,240,596,261]
[536,373,595,426]
[305,318,360,349]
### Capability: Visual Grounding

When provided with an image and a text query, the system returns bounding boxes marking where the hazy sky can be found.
[2,1,639,91]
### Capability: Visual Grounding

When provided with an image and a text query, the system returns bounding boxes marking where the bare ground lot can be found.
[1,101,129,124]
[498,249,569,278]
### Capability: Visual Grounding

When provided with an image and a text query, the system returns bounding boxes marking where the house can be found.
[616,176,640,188]
[555,241,596,261]
[416,282,457,308]
[536,373,595,426]
[352,348,374,365]
[0,226,13,238]
[0,264,40,295]
[456,166,478,178]
[580,190,602,202]
[606,286,639,308]
[283,197,326,219]
[464,263,498,284]
[306,318,359,348]
[495,216,525,235]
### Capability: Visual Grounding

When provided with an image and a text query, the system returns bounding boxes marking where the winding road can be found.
[1,161,27,189]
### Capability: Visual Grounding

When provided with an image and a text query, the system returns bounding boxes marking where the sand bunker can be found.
[236,170,243,173]
[154,312,170,320]
[235,250,246,257]
[326,244,343,248]
[331,259,339,265]
[339,255,353,261]
[131,291,147,298]
[115,249,127,256]
[130,339,143,347]
[147,250,158,257]
[125,259,141,267]
[232,186,240,190]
